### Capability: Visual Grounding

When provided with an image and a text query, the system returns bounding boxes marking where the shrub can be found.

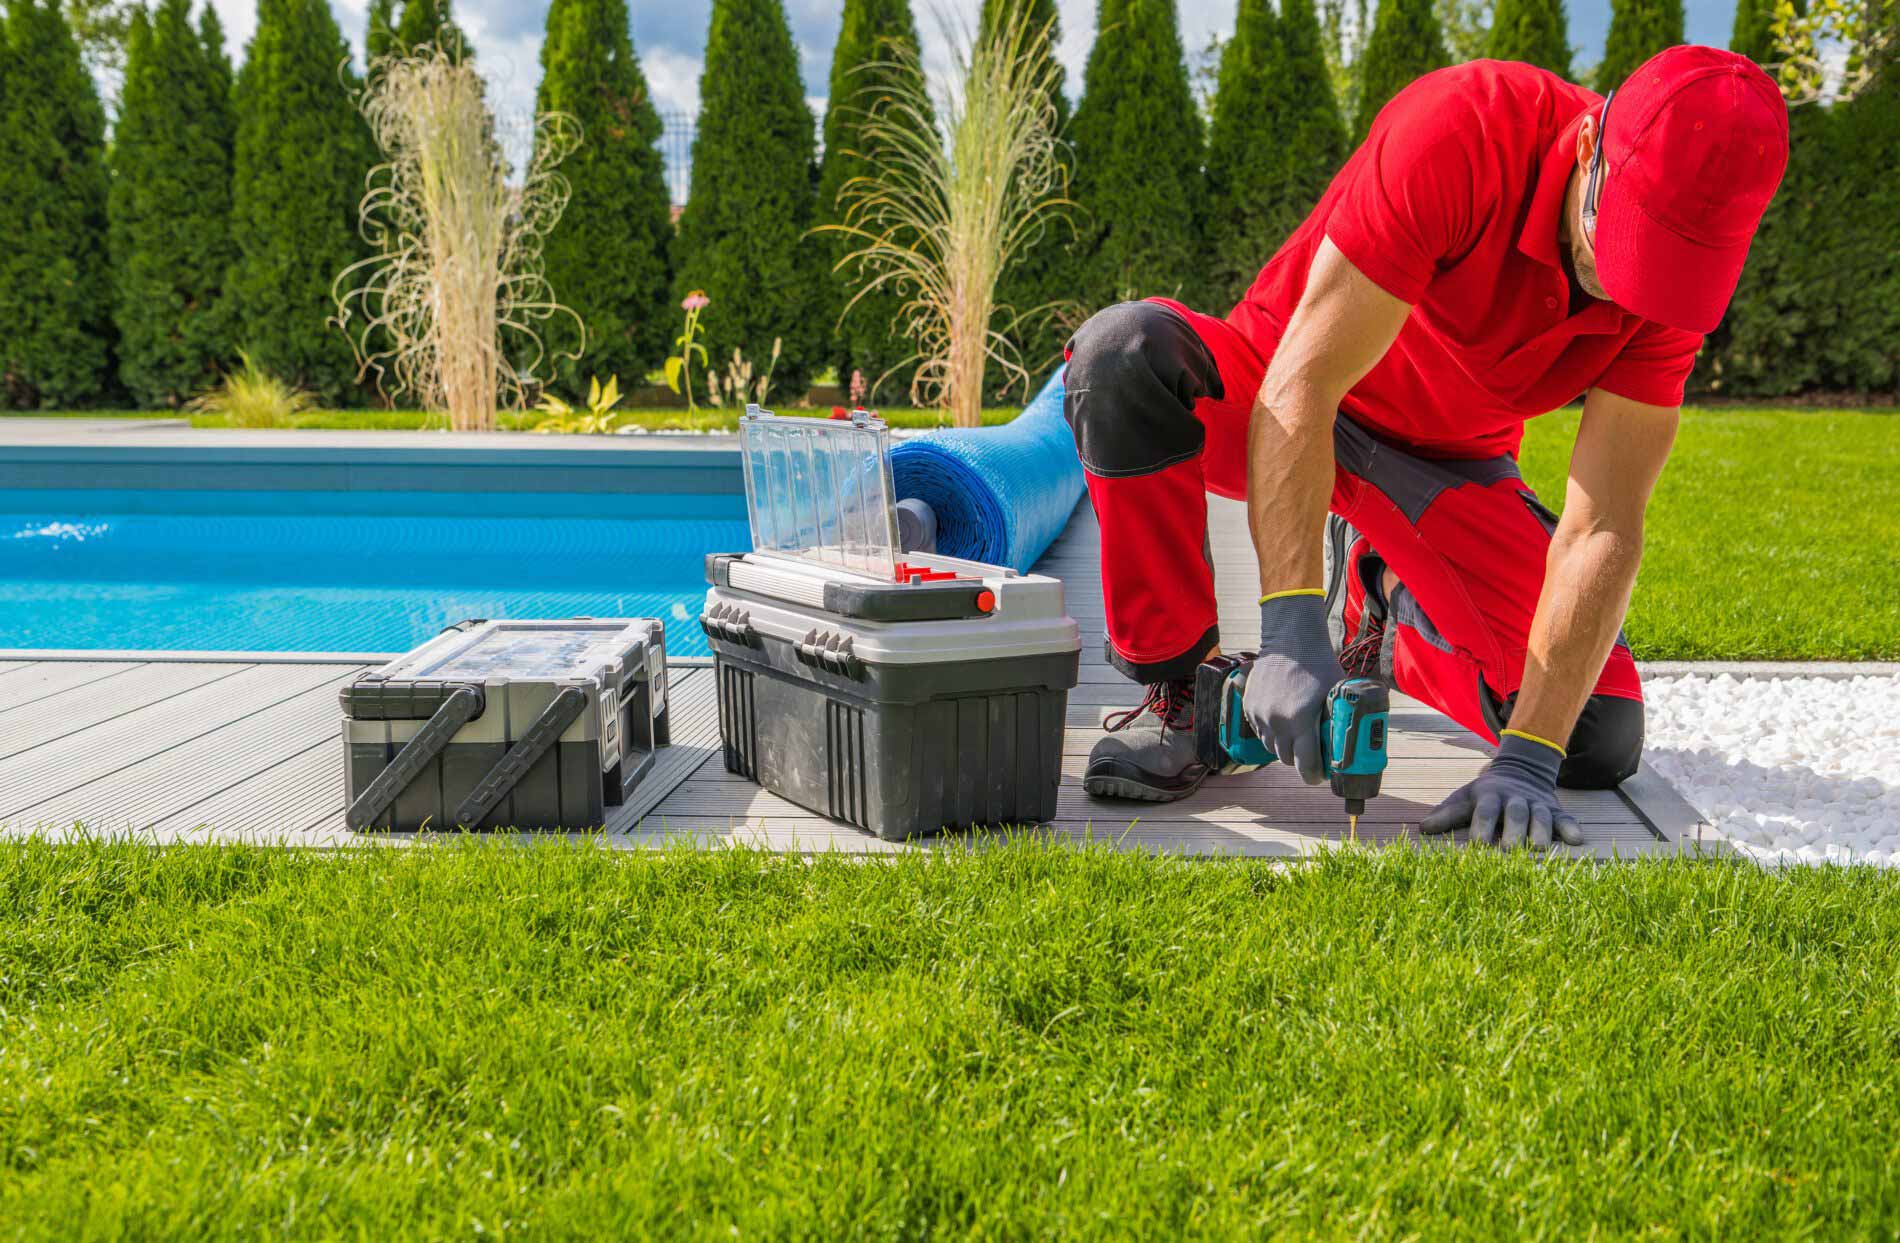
[536,0,675,398]
[188,351,315,427]
[109,0,237,409]
[817,0,932,402]
[1595,0,1683,92]
[1069,0,1207,312]
[1354,0,1449,137]
[672,0,826,399]
[0,0,113,408]
[226,0,374,405]
[1206,0,1347,305]
[984,0,1077,393]
[1488,0,1573,76]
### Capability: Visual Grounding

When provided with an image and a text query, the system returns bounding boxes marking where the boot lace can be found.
[1104,678,1195,734]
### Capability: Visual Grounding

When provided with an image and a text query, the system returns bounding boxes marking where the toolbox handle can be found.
[347,684,485,831]
[451,685,590,829]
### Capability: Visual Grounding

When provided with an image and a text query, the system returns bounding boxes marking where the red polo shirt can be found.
[1229,60,1704,459]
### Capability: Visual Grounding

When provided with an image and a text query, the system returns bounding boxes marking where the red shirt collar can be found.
[1518,111,1589,270]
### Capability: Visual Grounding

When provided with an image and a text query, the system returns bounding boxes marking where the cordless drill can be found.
[1193,654,1391,829]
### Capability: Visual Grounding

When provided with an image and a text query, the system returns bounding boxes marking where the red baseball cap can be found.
[1593,45,1790,334]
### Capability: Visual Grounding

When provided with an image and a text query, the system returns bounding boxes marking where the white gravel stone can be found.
[1643,673,1900,868]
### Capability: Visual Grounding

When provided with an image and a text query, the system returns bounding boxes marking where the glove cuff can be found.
[1494,731,1564,785]
[1257,592,1335,666]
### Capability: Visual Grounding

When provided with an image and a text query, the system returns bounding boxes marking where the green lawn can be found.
[1517,409,1899,660]
[1,839,1896,1237]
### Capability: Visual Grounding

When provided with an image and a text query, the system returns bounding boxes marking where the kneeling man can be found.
[1068,47,1788,848]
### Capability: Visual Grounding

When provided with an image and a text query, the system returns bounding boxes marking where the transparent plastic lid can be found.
[401,622,638,681]
[739,404,901,581]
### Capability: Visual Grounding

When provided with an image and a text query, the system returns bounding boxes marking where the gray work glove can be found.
[1420,732,1584,850]
[1243,592,1345,785]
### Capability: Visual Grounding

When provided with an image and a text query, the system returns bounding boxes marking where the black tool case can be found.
[703,406,1081,841]
[340,618,667,831]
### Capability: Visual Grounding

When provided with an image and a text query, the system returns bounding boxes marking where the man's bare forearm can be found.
[1248,373,1337,595]
[1247,240,1413,597]
[1509,525,1644,746]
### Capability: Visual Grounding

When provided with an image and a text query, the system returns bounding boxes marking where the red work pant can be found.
[1063,298,1644,789]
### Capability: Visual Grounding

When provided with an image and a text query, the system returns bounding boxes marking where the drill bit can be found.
[1346,798,1365,838]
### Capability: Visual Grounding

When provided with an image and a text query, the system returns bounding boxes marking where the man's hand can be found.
[1420,733,1583,849]
[1243,593,1345,784]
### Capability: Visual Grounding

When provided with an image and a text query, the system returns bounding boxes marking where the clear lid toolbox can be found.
[704,407,1080,840]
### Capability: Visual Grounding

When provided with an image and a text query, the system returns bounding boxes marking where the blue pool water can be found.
[0,489,749,656]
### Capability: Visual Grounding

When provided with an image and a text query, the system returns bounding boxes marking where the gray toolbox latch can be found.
[796,628,862,678]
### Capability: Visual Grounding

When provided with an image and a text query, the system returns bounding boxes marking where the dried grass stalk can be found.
[824,2,1075,428]
[334,45,581,431]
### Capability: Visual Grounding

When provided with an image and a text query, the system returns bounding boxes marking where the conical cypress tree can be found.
[1069,0,1207,313]
[1728,0,1773,63]
[673,0,826,397]
[1595,0,1683,91]
[817,0,929,399]
[0,0,112,408]
[984,0,1075,393]
[366,0,397,62]
[1489,0,1572,75]
[1354,0,1449,137]
[393,0,467,57]
[1205,0,1285,305]
[226,0,372,403]
[1206,0,1347,305]
[110,0,238,407]
[535,0,675,393]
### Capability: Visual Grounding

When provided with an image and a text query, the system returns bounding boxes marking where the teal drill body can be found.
[1193,655,1391,818]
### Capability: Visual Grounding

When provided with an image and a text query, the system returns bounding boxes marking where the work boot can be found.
[1325,515,1392,681]
[1083,676,1209,802]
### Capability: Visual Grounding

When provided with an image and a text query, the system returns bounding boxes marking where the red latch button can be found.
[975,589,996,614]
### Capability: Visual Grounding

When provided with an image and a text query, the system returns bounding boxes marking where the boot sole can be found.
[1082,760,1209,803]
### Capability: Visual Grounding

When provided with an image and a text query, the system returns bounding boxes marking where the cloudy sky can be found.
[205,0,1740,137]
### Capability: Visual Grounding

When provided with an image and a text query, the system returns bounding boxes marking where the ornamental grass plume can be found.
[332,42,581,431]
[823,0,1075,428]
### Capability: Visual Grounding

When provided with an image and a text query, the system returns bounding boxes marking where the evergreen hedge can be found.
[365,0,396,62]
[0,0,112,408]
[1594,0,1682,92]
[1354,0,1449,137]
[109,0,236,408]
[392,0,467,58]
[1206,0,1346,306]
[535,0,675,395]
[817,0,930,401]
[1069,0,1207,313]
[1488,0,1572,76]
[672,0,825,399]
[226,0,373,404]
[1728,0,1773,63]
[983,0,1077,394]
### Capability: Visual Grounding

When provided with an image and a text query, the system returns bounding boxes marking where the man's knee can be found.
[1064,301,1219,477]
[1559,694,1645,789]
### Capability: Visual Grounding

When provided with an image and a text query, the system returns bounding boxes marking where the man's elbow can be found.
[1549,514,1645,569]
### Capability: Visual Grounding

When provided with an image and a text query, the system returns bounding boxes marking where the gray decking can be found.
[0,493,1710,857]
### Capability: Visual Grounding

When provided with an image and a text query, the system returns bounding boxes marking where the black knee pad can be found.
[1063,301,1221,477]
[1559,694,1645,789]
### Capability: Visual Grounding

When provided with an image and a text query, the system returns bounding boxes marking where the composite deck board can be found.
[0,491,1707,855]
[0,660,147,714]
[0,661,250,759]
[0,663,347,827]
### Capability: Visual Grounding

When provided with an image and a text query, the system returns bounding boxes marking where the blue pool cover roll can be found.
[889,368,1083,574]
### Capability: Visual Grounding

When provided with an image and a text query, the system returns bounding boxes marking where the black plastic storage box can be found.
[701,407,1081,840]
[341,618,667,832]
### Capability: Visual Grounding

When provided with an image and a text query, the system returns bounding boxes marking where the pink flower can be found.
[682,290,710,311]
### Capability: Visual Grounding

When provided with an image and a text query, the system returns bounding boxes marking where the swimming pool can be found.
[0,488,749,657]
